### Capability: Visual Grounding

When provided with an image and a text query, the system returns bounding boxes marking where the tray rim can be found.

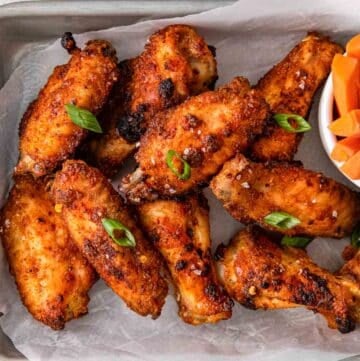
[0,0,233,18]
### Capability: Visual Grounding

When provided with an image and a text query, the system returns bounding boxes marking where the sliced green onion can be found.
[65,103,102,133]
[351,225,360,248]
[264,211,300,230]
[281,236,313,248]
[273,113,311,133]
[166,149,191,180]
[102,218,136,247]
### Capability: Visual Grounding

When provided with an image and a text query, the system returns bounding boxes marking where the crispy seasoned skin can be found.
[338,247,360,323]
[85,24,218,177]
[250,33,343,161]
[210,154,360,238]
[15,33,119,177]
[51,160,168,318]
[121,77,269,203]
[215,227,357,333]
[0,176,96,330]
[138,194,232,325]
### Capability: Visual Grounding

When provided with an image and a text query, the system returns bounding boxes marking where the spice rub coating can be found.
[0,175,96,330]
[216,227,357,333]
[121,77,269,203]
[85,24,218,177]
[250,32,343,161]
[51,160,168,318]
[138,194,232,325]
[16,33,119,177]
[210,154,360,238]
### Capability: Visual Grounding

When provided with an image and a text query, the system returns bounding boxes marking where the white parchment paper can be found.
[1,0,360,360]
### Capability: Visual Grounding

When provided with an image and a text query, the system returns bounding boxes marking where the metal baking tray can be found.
[0,1,232,359]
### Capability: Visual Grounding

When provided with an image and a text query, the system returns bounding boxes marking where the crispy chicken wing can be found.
[138,194,232,325]
[338,247,360,323]
[15,33,119,177]
[215,227,357,333]
[210,155,360,238]
[84,24,218,177]
[51,160,168,318]
[250,33,342,161]
[121,77,269,203]
[0,176,96,330]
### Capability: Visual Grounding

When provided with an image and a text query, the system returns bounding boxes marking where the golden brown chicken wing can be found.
[121,77,269,203]
[250,33,342,161]
[138,194,232,325]
[210,155,360,238]
[0,175,97,330]
[337,246,360,323]
[215,227,357,333]
[51,160,168,318]
[15,33,119,177]
[84,24,218,177]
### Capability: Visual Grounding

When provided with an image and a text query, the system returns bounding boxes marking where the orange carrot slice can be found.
[341,150,360,179]
[332,54,360,116]
[329,109,360,137]
[331,134,360,162]
[346,34,360,59]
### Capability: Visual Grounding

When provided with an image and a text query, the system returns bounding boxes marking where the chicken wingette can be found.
[250,33,342,161]
[84,24,218,177]
[215,227,357,333]
[0,176,96,330]
[15,32,119,177]
[51,160,168,318]
[210,154,360,238]
[138,194,233,325]
[121,77,269,203]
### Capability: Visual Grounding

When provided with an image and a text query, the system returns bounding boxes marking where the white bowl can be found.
[318,71,360,188]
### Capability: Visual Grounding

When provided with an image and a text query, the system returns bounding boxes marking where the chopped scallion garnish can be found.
[281,236,313,248]
[264,211,300,230]
[273,113,311,133]
[102,218,136,247]
[65,103,102,133]
[351,225,360,248]
[166,149,191,180]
